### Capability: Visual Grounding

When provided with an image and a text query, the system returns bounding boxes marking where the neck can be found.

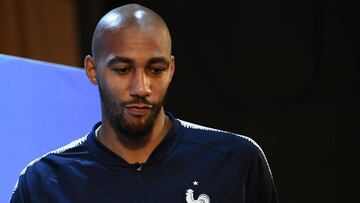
[96,109,171,164]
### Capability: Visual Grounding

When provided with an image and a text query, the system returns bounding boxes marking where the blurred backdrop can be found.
[0,0,356,202]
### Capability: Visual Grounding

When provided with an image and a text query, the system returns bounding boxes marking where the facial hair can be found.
[98,84,163,140]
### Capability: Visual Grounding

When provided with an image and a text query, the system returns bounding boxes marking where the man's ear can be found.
[169,55,175,82]
[84,55,98,85]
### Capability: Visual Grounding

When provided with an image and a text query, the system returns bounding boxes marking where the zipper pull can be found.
[135,163,143,172]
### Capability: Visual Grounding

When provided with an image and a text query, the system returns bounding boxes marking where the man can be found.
[11,4,278,203]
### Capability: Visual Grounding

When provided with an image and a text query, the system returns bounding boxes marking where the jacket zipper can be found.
[134,162,145,202]
[135,162,143,172]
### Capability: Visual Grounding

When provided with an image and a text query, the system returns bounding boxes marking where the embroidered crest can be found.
[185,181,210,203]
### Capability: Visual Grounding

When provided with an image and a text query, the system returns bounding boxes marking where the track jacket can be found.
[11,112,278,203]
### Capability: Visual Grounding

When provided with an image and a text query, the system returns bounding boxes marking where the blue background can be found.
[0,54,101,202]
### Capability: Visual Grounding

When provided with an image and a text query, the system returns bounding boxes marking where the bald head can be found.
[91,4,172,61]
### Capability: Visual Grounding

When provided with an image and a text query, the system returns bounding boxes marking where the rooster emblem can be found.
[186,189,210,203]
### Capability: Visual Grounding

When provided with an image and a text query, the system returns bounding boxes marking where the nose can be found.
[130,69,151,98]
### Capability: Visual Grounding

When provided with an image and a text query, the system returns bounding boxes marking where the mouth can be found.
[124,104,153,116]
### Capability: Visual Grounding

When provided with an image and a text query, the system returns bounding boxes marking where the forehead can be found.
[97,26,170,63]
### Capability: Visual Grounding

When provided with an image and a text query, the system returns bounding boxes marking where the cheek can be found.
[153,79,171,97]
[100,75,129,99]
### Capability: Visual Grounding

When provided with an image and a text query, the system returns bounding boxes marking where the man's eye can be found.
[114,67,129,74]
[149,67,166,74]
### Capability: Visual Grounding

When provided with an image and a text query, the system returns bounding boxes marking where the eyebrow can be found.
[106,56,135,67]
[106,56,170,67]
[146,57,170,67]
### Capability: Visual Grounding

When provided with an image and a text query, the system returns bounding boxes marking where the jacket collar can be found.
[86,112,182,167]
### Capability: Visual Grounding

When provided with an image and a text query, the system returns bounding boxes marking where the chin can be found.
[110,111,158,139]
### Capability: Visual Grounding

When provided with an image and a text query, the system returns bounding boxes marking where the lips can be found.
[124,104,152,116]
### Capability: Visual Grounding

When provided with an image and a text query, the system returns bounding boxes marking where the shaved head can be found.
[91,4,172,62]
[84,3,175,144]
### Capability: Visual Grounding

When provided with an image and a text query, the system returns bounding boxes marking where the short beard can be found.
[98,84,163,140]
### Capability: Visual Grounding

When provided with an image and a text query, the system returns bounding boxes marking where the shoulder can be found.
[11,135,90,200]
[178,119,259,150]
[176,119,267,165]
[16,135,89,184]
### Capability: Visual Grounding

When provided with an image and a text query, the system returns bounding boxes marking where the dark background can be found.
[1,0,356,202]
[78,0,359,203]
[77,1,356,202]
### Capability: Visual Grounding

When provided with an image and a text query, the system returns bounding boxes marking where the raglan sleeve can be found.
[245,142,279,203]
[10,172,29,203]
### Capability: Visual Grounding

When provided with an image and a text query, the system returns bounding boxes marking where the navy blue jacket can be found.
[11,113,278,203]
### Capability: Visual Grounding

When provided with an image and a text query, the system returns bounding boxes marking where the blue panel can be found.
[0,54,101,202]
